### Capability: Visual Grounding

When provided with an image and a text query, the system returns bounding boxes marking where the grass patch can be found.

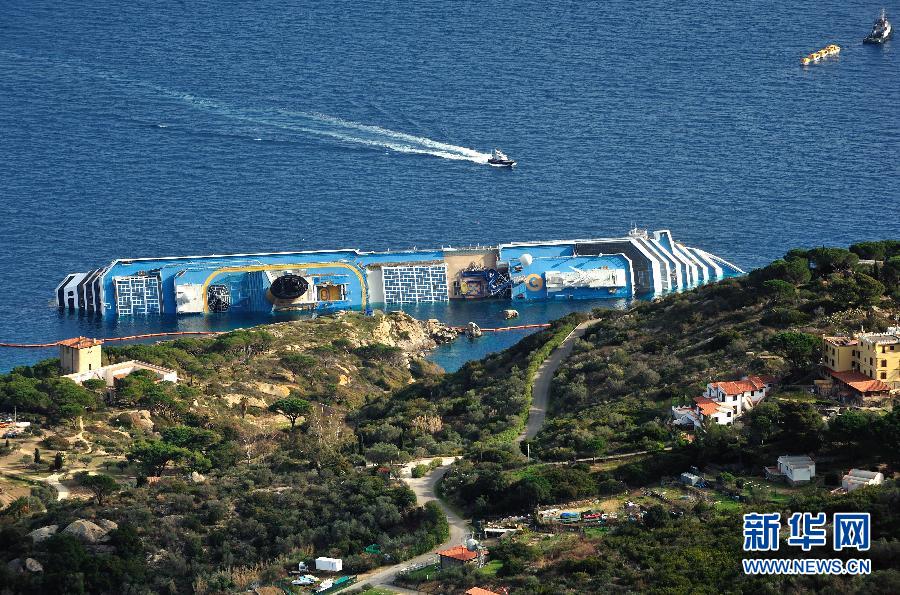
[583,526,610,539]
[504,463,545,482]
[404,563,441,582]
[772,391,820,403]
[478,560,503,577]
[713,495,743,512]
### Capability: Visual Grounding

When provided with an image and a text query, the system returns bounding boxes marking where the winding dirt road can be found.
[517,319,600,446]
[354,322,600,591]
[354,458,467,591]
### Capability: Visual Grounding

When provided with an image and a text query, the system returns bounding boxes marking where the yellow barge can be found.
[801,44,841,65]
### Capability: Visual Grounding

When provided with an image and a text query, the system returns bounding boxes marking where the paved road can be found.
[517,319,600,445]
[353,458,468,591]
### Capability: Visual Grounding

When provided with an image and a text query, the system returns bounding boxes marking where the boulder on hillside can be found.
[111,412,134,428]
[111,410,154,431]
[5,558,42,574]
[254,382,291,398]
[95,519,118,532]
[135,410,154,431]
[27,525,58,544]
[62,520,110,544]
[223,394,267,409]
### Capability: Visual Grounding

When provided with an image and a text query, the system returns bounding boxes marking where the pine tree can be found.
[54,452,64,471]
[33,448,41,464]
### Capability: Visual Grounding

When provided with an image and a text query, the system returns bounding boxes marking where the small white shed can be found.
[777,455,816,486]
[315,557,343,572]
[842,469,884,492]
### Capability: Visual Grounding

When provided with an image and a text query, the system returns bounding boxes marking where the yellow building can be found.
[58,337,103,375]
[823,330,900,388]
[857,331,900,386]
[822,335,858,373]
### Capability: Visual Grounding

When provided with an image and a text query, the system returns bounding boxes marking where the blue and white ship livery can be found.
[57,228,743,317]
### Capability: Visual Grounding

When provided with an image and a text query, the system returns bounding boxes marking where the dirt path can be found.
[517,319,600,446]
[0,467,71,502]
[44,472,69,500]
[72,416,93,455]
[352,457,468,591]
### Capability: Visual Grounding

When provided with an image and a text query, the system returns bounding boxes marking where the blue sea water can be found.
[1,1,898,372]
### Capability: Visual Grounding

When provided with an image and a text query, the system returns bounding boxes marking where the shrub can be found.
[760,307,810,327]
[41,434,71,451]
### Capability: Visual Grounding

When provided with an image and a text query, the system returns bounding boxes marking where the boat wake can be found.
[171,94,491,164]
[0,50,492,164]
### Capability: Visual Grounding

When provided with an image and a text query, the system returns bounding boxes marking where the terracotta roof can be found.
[824,336,858,347]
[694,397,722,416]
[58,336,103,349]
[829,370,891,394]
[710,375,773,395]
[466,588,502,595]
[438,545,479,562]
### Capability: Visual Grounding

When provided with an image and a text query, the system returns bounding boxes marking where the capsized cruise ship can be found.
[56,228,743,317]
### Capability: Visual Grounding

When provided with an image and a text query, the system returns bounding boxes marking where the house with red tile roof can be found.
[673,375,777,428]
[824,370,892,405]
[438,545,484,569]
[822,330,899,403]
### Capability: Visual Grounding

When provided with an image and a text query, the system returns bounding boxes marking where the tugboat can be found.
[864,9,893,44]
[487,148,516,167]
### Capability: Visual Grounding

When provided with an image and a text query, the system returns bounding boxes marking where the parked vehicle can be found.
[291,575,317,586]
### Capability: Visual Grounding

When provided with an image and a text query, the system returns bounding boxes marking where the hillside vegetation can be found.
[432,240,900,594]
[0,309,576,594]
[533,242,900,460]
[2,242,900,594]
[353,313,587,454]
[0,312,455,593]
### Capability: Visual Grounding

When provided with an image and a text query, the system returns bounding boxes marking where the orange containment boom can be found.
[0,331,225,349]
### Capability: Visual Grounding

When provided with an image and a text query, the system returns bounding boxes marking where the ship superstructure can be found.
[56,228,743,317]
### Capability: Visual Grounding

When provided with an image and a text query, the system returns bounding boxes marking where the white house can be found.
[842,469,884,492]
[766,455,816,486]
[704,376,776,416]
[672,375,777,428]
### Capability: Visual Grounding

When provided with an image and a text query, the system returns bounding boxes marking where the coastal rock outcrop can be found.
[368,311,459,352]
[425,319,460,344]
